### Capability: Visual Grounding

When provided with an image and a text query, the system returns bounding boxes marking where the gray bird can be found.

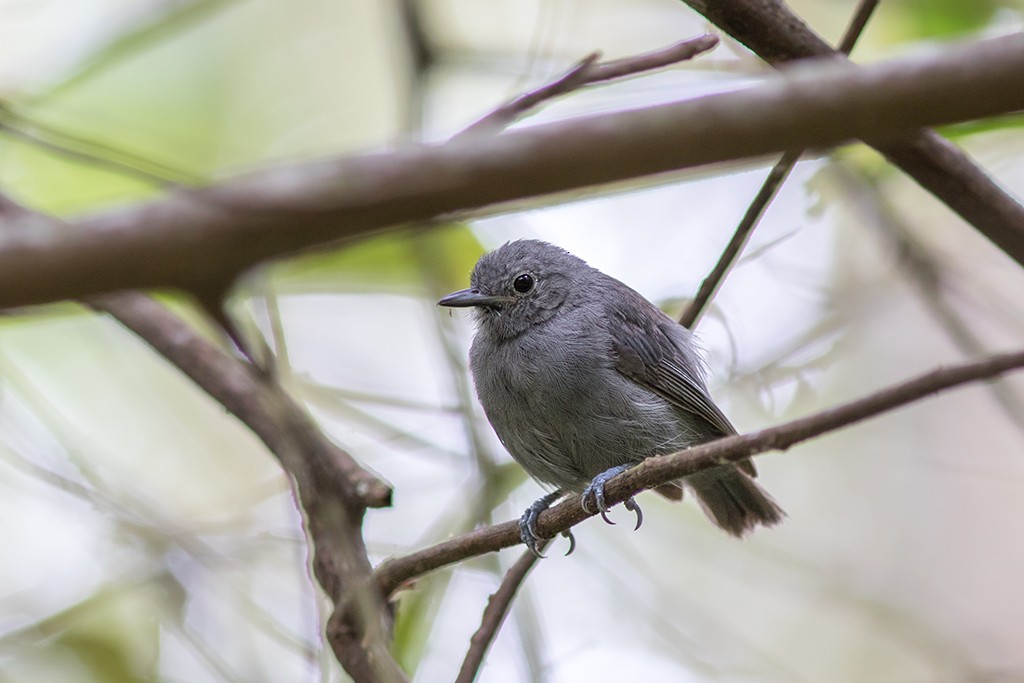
[439,240,783,555]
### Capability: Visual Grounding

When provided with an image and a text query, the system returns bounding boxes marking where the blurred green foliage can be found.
[894,0,998,38]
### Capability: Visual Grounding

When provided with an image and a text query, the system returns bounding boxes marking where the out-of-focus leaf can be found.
[893,0,998,39]
[937,113,1024,141]
[271,223,485,294]
[30,583,161,683]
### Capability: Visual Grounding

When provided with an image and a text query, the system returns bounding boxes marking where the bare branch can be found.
[374,347,1024,597]
[680,0,1024,280]
[87,293,401,682]
[457,34,719,138]
[455,543,549,683]
[836,0,880,55]
[678,0,879,329]
[1,34,1022,309]
[88,293,391,509]
[679,149,800,328]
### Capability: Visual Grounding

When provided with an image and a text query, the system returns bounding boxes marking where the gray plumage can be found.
[439,240,783,550]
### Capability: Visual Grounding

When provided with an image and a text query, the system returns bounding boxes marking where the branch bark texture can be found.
[1,34,1022,308]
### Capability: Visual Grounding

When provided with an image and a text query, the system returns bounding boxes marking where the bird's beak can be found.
[437,288,510,308]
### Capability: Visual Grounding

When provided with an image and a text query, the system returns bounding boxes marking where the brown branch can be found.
[457,34,719,138]
[1,33,1022,309]
[679,149,800,328]
[836,0,880,55]
[87,293,391,509]
[454,542,550,683]
[680,0,1024,276]
[88,292,402,682]
[374,347,1024,598]
[678,0,879,329]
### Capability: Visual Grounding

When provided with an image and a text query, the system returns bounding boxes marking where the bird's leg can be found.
[519,490,564,558]
[581,464,643,530]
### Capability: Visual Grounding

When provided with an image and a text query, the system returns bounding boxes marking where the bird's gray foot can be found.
[581,465,629,519]
[519,491,563,558]
[581,465,643,529]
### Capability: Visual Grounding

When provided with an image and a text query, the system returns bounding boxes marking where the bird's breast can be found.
[469,326,683,489]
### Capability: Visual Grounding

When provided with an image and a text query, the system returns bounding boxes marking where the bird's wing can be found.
[607,286,757,475]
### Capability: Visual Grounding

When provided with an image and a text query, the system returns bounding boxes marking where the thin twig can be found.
[455,542,550,683]
[837,0,880,55]
[678,149,800,328]
[23,0,240,104]
[456,34,719,138]
[678,0,879,329]
[374,347,1024,597]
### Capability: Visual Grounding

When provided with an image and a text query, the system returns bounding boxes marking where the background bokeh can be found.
[1,1,1024,681]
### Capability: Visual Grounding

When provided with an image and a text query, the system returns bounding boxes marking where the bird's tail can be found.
[684,465,784,536]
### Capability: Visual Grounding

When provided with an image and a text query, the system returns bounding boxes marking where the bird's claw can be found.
[562,529,576,556]
[519,491,562,558]
[581,464,630,524]
[624,496,644,531]
[519,516,547,558]
[580,465,643,531]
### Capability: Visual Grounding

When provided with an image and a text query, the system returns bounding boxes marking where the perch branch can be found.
[374,347,1024,597]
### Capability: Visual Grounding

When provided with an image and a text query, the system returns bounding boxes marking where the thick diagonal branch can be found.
[680,0,1024,269]
[1,33,1022,309]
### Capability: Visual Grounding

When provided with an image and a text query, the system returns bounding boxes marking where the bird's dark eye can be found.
[512,273,534,294]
